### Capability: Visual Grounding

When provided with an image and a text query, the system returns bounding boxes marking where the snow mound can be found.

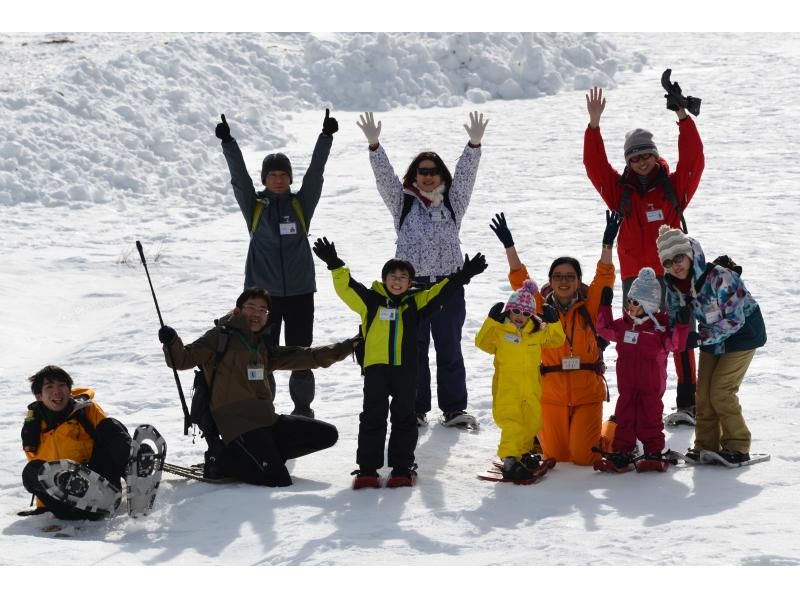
[0,32,644,209]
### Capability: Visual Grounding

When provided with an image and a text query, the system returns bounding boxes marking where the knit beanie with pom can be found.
[656,225,693,264]
[628,267,662,315]
[504,279,538,314]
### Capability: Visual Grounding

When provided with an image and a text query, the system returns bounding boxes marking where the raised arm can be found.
[448,111,487,221]
[583,89,622,211]
[217,114,258,226]
[490,212,524,273]
[297,109,337,223]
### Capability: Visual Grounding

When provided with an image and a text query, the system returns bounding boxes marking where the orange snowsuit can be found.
[509,261,615,465]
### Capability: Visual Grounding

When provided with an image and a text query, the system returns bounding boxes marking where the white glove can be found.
[357,112,382,145]
[464,111,489,146]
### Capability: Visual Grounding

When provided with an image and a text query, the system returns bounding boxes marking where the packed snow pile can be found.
[0,32,644,209]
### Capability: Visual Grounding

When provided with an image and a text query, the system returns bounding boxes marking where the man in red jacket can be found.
[582,73,704,425]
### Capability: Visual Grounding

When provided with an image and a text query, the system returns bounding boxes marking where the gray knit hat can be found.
[656,225,693,264]
[261,153,293,185]
[624,128,659,163]
[628,267,662,315]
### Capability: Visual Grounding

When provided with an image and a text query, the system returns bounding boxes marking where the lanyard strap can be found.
[235,331,260,363]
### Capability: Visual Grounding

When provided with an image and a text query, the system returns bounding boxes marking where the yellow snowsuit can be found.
[475,316,566,459]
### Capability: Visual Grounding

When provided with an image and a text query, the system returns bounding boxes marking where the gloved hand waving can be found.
[602,210,623,247]
[464,111,489,146]
[489,212,514,248]
[357,112,382,145]
[312,237,345,270]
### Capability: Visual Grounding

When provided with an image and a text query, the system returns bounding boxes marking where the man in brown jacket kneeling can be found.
[159,287,358,486]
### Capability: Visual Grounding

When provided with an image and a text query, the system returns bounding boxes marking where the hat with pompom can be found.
[504,279,538,314]
[628,267,662,315]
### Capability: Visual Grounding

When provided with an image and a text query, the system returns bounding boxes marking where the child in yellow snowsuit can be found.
[475,279,566,481]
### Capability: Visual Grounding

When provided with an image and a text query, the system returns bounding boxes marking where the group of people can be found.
[21,69,769,520]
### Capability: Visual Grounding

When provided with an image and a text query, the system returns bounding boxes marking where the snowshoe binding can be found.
[386,464,418,488]
[125,424,166,517]
[441,410,479,430]
[351,469,381,490]
[592,447,635,473]
[635,452,670,473]
[38,459,122,517]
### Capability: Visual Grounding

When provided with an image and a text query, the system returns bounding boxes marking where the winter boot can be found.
[501,457,536,484]
[716,449,751,465]
[441,410,478,428]
[351,469,381,490]
[38,460,122,517]
[519,452,542,471]
[386,464,418,488]
[593,452,635,473]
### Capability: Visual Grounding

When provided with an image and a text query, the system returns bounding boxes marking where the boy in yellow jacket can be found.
[476,279,566,481]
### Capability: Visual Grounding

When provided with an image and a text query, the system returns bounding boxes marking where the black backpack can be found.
[190,326,231,450]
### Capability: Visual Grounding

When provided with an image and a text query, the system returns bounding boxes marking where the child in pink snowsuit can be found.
[597,267,690,466]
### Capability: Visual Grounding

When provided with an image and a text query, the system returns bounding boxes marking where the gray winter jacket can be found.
[222,134,333,296]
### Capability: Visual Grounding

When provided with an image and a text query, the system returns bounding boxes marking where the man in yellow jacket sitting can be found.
[21,366,132,520]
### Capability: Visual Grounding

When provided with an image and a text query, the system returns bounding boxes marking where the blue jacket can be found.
[665,238,766,355]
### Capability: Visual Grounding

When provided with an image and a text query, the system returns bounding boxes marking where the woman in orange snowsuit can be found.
[490,211,620,465]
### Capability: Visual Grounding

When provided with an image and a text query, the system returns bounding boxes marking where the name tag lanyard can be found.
[562,311,579,357]
[236,331,264,372]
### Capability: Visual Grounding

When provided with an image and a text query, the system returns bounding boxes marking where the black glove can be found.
[461,252,488,284]
[488,302,505,323]
[312,237,345,270]
[661,69,701,116]
[215,114,232,143]
[685,331,701,350]
[602,210,623,246]
[676,304,693,325]
[540,304,559,323]
[158,325,177,345]
[600,287,614,307]
[322,108,339,136]
[489,212,514,248]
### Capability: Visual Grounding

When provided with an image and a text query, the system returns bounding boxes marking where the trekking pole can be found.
[136,240,191,435]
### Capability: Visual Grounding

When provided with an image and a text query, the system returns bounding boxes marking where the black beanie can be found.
[261,153,293,186]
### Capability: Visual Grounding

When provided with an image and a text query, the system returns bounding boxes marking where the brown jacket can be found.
[164,312,353,443]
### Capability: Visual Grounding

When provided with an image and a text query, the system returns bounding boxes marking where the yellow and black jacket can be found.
[331,265,459,369]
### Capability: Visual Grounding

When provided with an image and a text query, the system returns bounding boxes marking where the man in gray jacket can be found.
[216,110,339,418]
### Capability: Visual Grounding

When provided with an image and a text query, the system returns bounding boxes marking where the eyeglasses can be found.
[628,298,641,307]
[662,254,688,269]
[629,153,654,164]
[551,273,577,283]
[417,167,440,177]
[242,304,269,316]
[510,308,533,317]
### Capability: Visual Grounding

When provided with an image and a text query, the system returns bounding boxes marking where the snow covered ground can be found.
[1,29,799,584]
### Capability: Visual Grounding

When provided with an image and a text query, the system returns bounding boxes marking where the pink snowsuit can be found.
[597,306,689,455]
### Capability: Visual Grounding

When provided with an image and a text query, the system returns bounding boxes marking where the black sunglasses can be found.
[628,298,640,307]
[417,167,440,176]
[510,308,533,317]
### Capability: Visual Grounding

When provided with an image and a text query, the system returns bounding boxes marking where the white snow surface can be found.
[1,32,799,575]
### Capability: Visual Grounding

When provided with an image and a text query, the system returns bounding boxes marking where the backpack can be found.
[250,194,307,237]
[353,302,380,376]
[619,167,688,233]
[190,326,231,449]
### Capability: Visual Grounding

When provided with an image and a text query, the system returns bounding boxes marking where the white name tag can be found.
[646,209,664,223]
[247,366,265,381]
[703,304,722,323]
[430,209,446,222]
[279,222,297,235]
[503,333,521,344]
[562,356,581,370]
[379,307,397,321]
[624,330,640,344]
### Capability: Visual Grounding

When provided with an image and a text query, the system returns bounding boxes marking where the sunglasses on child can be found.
[662,254,688,269]
[629,153,654,164]
[510,308,533,317]
[417,167,440,176]
[627,298,641,307]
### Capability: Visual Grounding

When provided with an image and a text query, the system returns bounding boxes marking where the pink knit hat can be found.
[504,279,538,314]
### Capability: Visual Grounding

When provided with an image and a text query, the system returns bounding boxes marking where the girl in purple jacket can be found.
[595,267,690,472]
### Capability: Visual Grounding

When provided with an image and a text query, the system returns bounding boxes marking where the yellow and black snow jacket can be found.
[331,265,457,368]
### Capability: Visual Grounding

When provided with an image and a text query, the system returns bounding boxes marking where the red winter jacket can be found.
[583,118,704,280]
[596,307,689,397]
